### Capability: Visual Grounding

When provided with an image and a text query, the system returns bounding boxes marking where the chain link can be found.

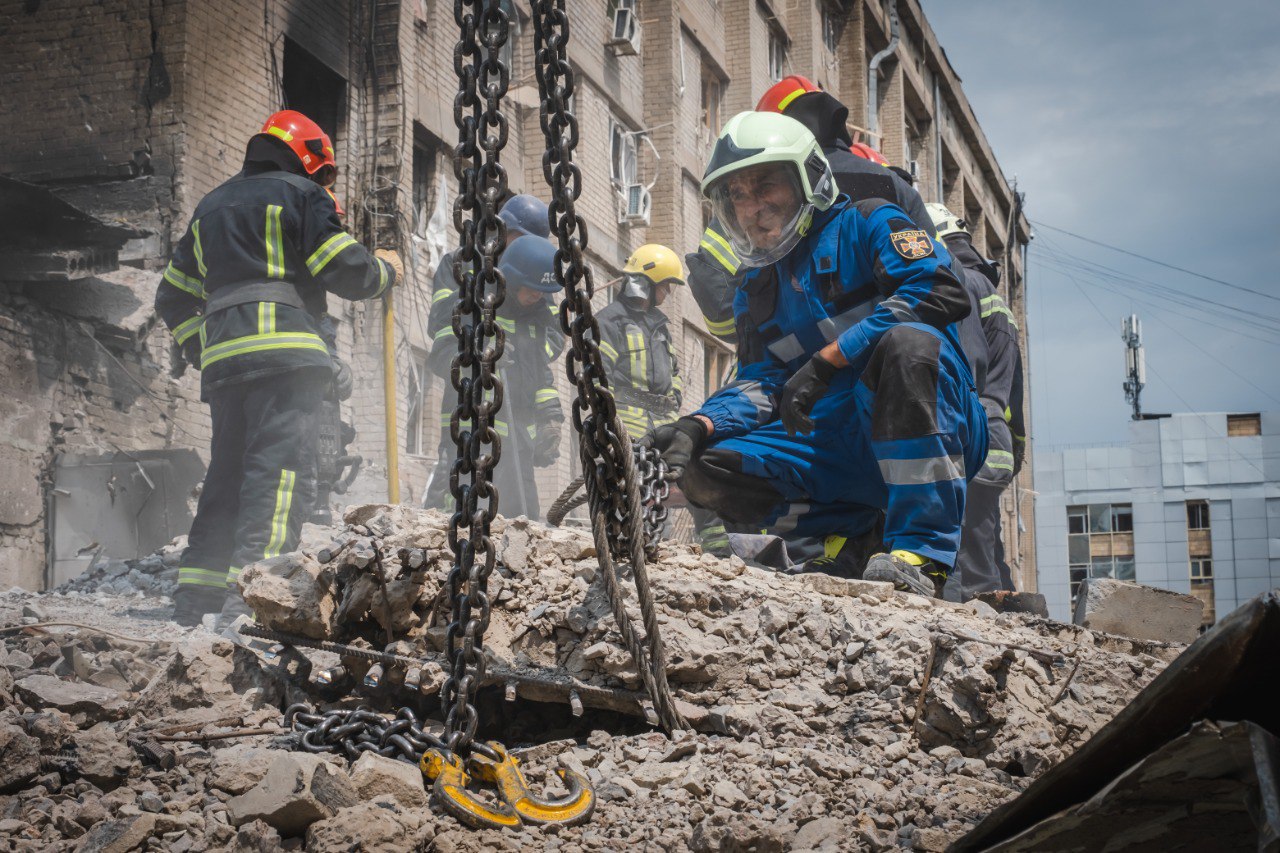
[442,0,511,758]
[285,703,463,764]
[532,0,686,733]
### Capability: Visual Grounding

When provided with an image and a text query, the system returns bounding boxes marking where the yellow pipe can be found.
[383,289,400,504]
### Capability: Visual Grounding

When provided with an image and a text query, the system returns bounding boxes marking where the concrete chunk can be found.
[1072,578,1203,643]
[227,752,358,837]
[347,752,427,808]
[14,675,125,721]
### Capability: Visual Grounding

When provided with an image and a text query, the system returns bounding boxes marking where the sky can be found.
[922,1,1280,448]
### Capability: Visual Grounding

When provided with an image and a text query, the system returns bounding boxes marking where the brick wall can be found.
[0,0,1034,586]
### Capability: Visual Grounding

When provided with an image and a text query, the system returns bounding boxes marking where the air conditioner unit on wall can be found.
[619,183,651,227]
[609,6,641,56]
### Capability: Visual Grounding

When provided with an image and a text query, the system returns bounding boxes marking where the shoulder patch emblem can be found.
[890,229,934,261]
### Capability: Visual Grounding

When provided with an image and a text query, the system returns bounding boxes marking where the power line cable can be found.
[1053,258,1268,479]
[1032,257,1280,346]
[1030,235,1280,339]
[1032,220,1280,305]
[1031,234,1280,329]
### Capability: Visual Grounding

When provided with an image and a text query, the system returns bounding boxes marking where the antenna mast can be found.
[1121,314,1145,420]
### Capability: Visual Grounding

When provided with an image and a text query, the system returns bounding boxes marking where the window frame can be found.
[609,116,639,187]
[1187,501,1211,531]
[767,25,787,82]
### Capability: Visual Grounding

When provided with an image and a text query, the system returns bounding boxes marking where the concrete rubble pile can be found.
[1,504,1180,851]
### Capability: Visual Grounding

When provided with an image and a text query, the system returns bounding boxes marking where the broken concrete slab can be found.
[347,752,428,808]
[1072,578,1203,643]
[73,813,157,853]
[239,554,337,640]
[14,674,125,720]
[226,752,359,837]
[209,744,277,795]
[72,723,140,790]
[0,721,41,794]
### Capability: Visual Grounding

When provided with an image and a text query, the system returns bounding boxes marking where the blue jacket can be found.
[695,197,972,438]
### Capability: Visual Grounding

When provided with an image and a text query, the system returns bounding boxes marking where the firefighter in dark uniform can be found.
[424,235,564,519]
[156,110,399,626]
[928,203,1024,600]
[423,194,563,510]
[595,245,731,555]
[595,245,685,438]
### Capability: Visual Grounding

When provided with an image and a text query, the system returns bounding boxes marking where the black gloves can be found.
[639,416,708,476]
[534,424,562,467]
[780,352,838,436]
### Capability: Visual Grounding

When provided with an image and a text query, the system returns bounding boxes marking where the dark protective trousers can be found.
[682,324,986,571]
[944,481,1014,600]
[178,370,325,591]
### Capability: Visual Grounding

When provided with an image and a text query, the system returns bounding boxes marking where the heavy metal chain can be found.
[531,0,686,733]
[285,704,448,763]
[441,0,511,758]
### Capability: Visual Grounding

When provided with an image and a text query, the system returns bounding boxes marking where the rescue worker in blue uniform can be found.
[686,76,935,350]
[928,203,1025,600]
[155,110,400,626]
[424,235,564,520]
[644,112,986,596]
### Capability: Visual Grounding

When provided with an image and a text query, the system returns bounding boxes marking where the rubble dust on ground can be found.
[0,505,1177,851]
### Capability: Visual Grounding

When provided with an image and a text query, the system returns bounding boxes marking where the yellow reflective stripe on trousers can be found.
[263,469,296,558]
[535,388,557,404]
[177,566,227,588]
[200,331,329,369]
[306,232,359,276]
[163,262,205,298]
[173,315,203,344]
[265,205,285,278]
[432,288,455,304]
[627,330,646,389]
[191,220,208,277]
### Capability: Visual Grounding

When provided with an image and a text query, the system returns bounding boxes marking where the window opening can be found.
[282,38,346,145]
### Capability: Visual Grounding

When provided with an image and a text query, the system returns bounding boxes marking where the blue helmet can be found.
[499,235,561,293]
[498,194,550,239]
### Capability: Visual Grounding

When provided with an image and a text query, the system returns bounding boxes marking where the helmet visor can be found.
[706,163,810,269]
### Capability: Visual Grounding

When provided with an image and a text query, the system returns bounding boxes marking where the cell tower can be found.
[1121,314,1145,421]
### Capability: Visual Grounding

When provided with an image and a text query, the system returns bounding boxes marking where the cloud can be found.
[924,0,1280,443]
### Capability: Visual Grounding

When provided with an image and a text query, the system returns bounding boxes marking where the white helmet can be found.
[701,111,837,268]
[926,202,968,240]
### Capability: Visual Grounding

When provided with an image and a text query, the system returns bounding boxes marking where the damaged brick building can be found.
[0,0,1033,592]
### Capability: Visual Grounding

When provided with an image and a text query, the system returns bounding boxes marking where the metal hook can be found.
[466,741,595,827]
[420,747,521,830]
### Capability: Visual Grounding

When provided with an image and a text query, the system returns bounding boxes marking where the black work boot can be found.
[216,588,254,632]
[171,586,228,627]
[864,550,947,598]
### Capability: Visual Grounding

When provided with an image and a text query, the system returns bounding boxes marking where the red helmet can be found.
[258,110,335,175]
[756,75,822,114]
[849,142,890,167]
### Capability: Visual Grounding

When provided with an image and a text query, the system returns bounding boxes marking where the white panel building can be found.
[1035,412,1280,625]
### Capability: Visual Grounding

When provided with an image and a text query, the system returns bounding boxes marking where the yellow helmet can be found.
[622,244,685,287]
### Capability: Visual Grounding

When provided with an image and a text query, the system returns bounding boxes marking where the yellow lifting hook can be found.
[421,742,596,830]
